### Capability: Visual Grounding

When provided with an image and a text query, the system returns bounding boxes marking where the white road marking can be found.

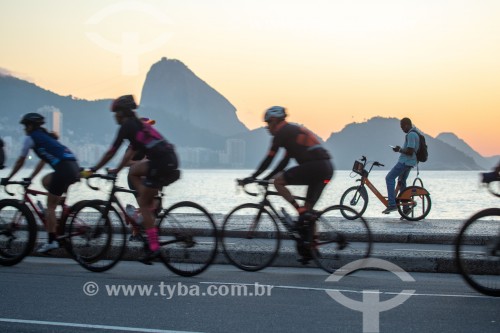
[0,318,203,333]
[200,281,492,299]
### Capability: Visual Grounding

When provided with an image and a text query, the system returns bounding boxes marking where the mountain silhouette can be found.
[436,132,499,169]
[1,59,497,170]
[324,117,484,170]
[140,57,248,137]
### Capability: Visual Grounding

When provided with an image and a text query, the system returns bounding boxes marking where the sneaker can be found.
[382,206,398,214]
[139,249,160,265]
[36,241,59,254]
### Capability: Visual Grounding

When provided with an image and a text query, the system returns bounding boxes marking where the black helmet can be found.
[111,95,138,113]
[20,113,45,126]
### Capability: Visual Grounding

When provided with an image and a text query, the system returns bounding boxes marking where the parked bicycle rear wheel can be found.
[221,203,280,272]
[339,186,368,220]
[157,201,218,277]
[455,208,500,297]
[311,205,372,274]
[0,199,37,266]
[66,200,126,272]
[397,186,431,221]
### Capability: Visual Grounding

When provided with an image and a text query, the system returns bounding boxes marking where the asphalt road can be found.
[0,257,498,333]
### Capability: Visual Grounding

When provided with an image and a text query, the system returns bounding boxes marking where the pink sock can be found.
[146,227,160,252]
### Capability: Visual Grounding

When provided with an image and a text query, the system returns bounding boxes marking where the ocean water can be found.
[0,168,497,221]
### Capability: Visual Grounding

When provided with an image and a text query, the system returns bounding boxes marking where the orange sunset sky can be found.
[1,0,499,156]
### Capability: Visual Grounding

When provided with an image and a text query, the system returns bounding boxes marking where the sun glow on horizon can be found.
[1,0,499,156]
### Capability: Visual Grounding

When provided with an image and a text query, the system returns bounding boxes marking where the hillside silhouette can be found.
[1,58,497,170]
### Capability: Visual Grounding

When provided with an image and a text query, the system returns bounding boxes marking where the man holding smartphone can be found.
[384,117,420,214]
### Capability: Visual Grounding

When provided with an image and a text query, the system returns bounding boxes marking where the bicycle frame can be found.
[241,180,306,239]
[354,157,426,209]
[5,181,71,236]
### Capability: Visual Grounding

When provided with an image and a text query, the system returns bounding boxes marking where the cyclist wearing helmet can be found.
[244,106,334,263]
[1,113,80,253]
[86,95,179,264]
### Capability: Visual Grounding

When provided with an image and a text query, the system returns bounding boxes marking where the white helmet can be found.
[264,106,287,122]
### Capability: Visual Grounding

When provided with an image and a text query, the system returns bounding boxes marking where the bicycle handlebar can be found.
[84,172,118,191]
[358,156,384,168]
[236,178,271,197]
[1,178,32,196]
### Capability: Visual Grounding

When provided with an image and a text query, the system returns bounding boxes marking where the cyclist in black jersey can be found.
[86,95,179,264]
[244,106,334,262]
[1,113,81,253]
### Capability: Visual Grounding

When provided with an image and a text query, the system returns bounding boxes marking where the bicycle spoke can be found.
[222,203,280,272]
[67,201,126,272]
[157,202,217,277]
[0,200,37,266]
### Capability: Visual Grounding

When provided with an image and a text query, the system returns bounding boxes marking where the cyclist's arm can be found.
[263,154,290,180]
[92,128,126,171]
[252,143,282,178]
[4,136,33,180]
[114,146,137,173]
[29,160,46,179]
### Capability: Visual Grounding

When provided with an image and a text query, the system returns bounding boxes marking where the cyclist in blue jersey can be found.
[1,113,80,253]
[243,106,334,263]
[85,95,179,264]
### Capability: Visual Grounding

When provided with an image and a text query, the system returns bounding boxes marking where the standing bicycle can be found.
[455,167,500,297]
[340,156,431,221]
[70,171,218,276]
[221,178,372,273]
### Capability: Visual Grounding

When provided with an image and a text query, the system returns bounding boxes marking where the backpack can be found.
[409,129,428,163]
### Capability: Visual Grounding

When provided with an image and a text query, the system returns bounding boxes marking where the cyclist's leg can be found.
[286,160,334,262]
[40,161,79,252]
[273,172,301,211]
[137,156,178,262]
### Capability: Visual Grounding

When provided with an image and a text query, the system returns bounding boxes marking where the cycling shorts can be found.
[284,159,334,207]
[48,160,80,196]
[143,151,180,189]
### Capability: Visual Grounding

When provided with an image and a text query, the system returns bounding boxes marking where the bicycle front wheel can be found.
[339,186,368,220]
[157,201,218,277]
[312,205,372,274]
[455,208,500,297]
[0,199,37,266]
[66,200,126,272]
[221,203,280,272]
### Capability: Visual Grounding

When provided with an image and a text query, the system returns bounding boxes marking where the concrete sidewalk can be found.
[25,216,497,274]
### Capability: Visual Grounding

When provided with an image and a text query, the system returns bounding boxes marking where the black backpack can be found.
[409,130,428,163]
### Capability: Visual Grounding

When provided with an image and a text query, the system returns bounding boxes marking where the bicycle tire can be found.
[397,186,431,221]
[0,199,37,266]
[455,208,500,297]
[311,205,373,274]
[221,203,280,272]
[339,186,368,220]
[66,200,126,272]
[156,201,218,277]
